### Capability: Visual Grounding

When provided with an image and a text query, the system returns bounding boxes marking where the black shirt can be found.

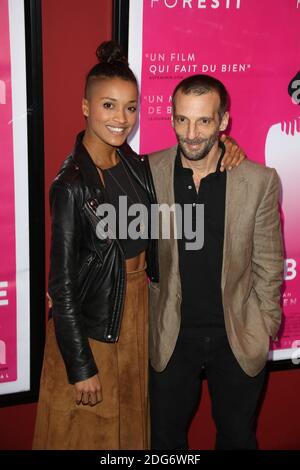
[103,160,149,259]
[174,142,227,336]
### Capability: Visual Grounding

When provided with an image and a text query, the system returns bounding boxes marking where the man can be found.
[148,74,283,450]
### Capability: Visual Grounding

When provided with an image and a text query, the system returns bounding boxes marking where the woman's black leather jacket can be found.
[48,132,159,384]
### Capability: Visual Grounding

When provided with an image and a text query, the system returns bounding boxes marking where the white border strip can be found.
[269,347,299,363]
[128,0,144,153]
[1,0,31,395]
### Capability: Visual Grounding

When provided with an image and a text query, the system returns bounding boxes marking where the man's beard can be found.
[177,130,219,161]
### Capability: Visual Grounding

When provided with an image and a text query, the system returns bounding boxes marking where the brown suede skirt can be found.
[33,267,149,450]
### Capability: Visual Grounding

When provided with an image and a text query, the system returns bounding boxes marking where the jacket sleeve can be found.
[251,169,284,340]
[48,182,98,384]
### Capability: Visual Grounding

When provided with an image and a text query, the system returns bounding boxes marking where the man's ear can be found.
[82,98,89,118]
[219,111,229,132]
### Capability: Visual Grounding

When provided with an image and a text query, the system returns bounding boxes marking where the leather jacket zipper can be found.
[78,252,95,276]
[104,239,126,342]
[83,197,126,342]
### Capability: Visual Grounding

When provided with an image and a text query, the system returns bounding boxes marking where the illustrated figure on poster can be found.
[265,71,300,255]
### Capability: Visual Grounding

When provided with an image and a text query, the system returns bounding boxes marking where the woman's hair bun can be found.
[96,41,128,65]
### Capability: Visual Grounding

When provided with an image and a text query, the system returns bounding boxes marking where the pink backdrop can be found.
[0,0,17,382]
[138,0,300,354]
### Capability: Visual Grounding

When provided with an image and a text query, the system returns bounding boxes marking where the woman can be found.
[33,41,244,450]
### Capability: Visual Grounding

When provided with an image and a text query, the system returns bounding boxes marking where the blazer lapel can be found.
[222,168,247,290]
[149,148,181,294]
[150,148,177,209]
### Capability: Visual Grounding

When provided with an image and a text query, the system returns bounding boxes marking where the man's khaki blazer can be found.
[148,146,283,377]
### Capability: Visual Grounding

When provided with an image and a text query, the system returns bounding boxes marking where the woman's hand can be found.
[46,293,101,406]
[220,134,246,172]
[74,374,103,406]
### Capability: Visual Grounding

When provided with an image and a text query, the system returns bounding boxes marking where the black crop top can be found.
[102,160,149,259]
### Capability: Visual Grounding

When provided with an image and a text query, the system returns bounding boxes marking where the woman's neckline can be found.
[101,160,122,171]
